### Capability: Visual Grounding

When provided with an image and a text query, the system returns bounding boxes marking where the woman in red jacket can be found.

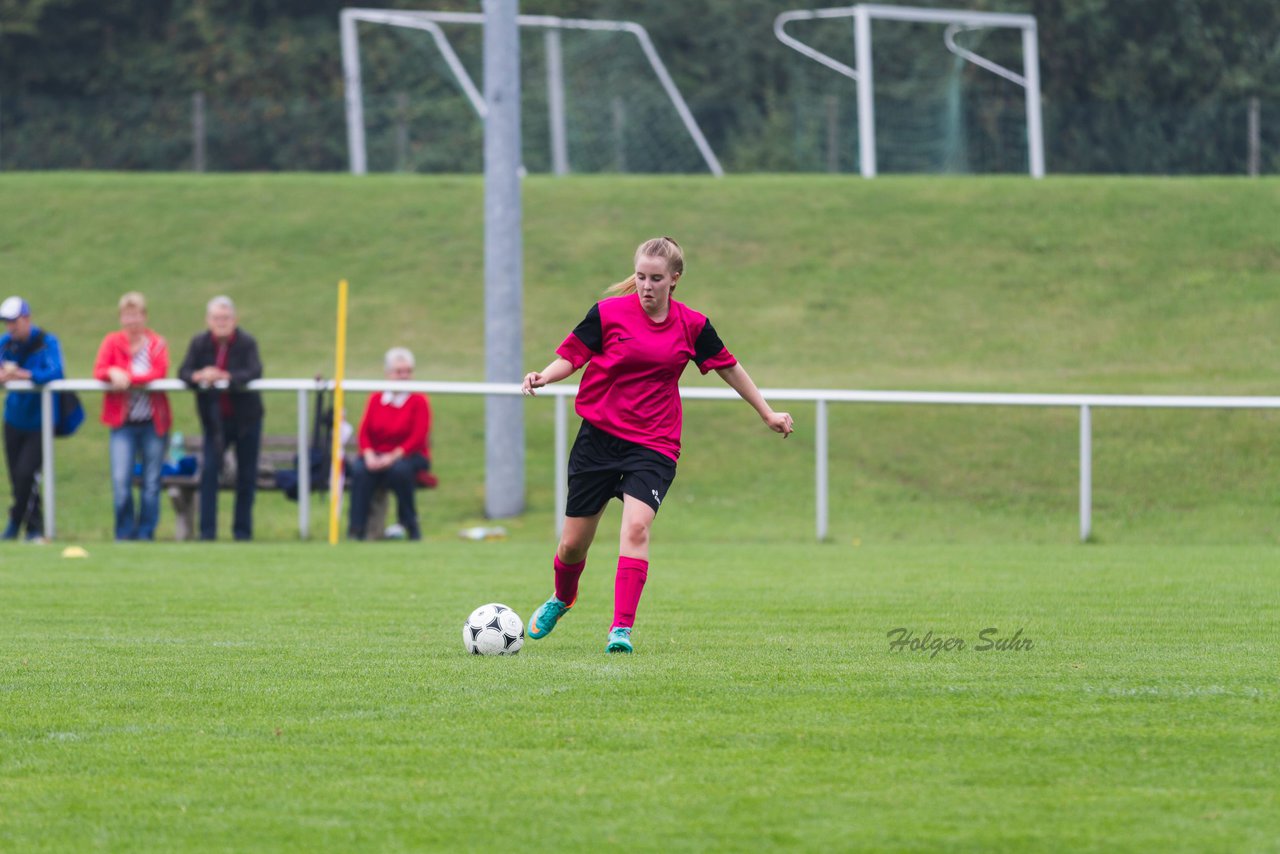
[93,292,172,540]
[348,347,432,541]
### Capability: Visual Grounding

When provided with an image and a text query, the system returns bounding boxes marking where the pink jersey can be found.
[556,293,737,461]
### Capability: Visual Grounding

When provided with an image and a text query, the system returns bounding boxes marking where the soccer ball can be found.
[462,603,524,655]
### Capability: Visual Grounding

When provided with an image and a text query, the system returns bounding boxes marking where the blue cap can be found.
[0,296,30,321]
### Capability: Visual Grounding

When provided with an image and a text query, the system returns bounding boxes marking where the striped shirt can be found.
[127,338,154,423]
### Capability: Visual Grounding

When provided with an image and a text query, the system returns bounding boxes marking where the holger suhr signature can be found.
[887,627,1033,658]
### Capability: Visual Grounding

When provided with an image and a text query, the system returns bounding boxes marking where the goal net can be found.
[341,9,722,176]
[775,4,1044,177]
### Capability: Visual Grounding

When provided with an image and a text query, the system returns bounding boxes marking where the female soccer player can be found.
[522,236,794,654]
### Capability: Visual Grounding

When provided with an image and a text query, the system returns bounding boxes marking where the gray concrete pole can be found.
[483,0,525,518]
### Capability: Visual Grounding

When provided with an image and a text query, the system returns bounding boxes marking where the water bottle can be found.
[169,431,185,465]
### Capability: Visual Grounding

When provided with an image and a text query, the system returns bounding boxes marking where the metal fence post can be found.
[853,6,876,178]
[611,96,627,172]
[554,393,567,539]
[340,11,368,174]
[41,388,55,539]
[394,92,410,172]
[1080,404,1092,542]
[1247,97,1261,178]
[826,95,839,173]
[816,398,829,542]
[297,388,310,539]
[1022,23,1045,179]
[545,27,569,176]
[192,92,206,172]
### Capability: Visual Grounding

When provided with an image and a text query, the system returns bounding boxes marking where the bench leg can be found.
[367,489,388,541]
[169,486,196,542]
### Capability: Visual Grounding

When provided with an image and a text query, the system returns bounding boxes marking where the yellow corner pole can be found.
[328,279,349,545]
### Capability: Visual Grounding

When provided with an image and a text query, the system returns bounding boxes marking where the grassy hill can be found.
[3,172,1279,543]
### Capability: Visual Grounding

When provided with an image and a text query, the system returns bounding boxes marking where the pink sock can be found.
[612,556,649,629]
[554,555,585,606]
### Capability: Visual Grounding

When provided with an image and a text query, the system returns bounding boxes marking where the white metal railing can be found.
[11,378,1280,542]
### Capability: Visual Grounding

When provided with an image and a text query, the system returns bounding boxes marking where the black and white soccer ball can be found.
[462,603,525,655]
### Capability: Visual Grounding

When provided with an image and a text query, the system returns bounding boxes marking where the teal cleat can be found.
[605,626,633,654]
[528,596,572,640]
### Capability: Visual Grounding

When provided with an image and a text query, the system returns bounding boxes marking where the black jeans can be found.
[4,423,42,536]
[199,418,261,541]
[348,454,429,539]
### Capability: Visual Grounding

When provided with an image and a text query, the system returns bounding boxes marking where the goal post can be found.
[340,8,724,176]
[775,4,1045,178]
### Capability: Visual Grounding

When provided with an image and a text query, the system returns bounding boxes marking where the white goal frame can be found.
[775,4,1044,178]
[340,8,724,176]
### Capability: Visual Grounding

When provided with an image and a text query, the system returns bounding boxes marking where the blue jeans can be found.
[110,422,166,541]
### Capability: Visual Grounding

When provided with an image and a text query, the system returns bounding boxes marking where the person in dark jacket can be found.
[0,296,65,542]
[178,296,264,541]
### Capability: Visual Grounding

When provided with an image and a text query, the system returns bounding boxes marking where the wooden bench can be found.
[150,435,435,541]
[151,435,303,541]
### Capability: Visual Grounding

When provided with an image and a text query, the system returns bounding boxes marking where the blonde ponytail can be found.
[603,236,684,296]
[606,274,638,296]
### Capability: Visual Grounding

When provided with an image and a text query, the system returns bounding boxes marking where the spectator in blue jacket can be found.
[0,296,66,542]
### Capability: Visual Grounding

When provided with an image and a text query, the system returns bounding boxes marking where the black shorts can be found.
[565,420,677,517]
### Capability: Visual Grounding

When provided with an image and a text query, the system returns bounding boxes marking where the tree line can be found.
[1,0,1277,172]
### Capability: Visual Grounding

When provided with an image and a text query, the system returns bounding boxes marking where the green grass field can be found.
[2,542,1276,851]
[3,173,1280,543]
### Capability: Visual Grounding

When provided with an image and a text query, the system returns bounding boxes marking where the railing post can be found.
[41,388,55,539]
[1080,404,1092,542]
[554,392,567,539]
[297,388,310,539]
[816,398,829,542]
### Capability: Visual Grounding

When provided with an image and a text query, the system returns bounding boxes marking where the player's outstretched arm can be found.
[522,357,578,396]
[715,363,794,438]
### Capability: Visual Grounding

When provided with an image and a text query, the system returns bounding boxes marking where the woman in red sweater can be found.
[93,292,172,540]
[348,347,432,541]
